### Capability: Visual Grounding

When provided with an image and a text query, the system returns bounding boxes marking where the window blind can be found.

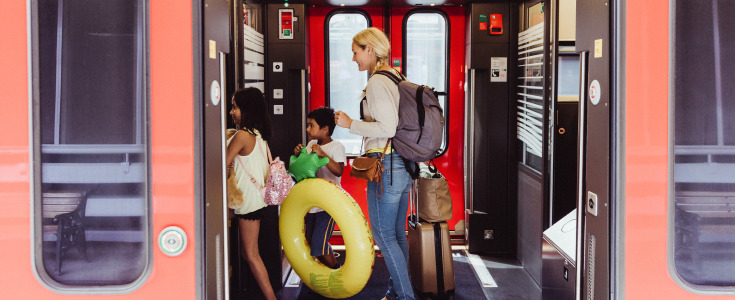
[517,22,545,171]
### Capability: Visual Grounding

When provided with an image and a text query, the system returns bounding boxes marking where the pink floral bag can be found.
[237,140,292,205]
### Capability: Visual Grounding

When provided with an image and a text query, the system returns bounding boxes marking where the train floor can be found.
[276,245,542,300]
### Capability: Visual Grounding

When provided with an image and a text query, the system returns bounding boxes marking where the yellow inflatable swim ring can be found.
[279,178,374,298]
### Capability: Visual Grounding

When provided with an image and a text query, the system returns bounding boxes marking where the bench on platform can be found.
[42,191,88,275]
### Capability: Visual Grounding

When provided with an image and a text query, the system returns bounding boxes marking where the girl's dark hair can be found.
[307,107,336,136]
[233,88,272,141]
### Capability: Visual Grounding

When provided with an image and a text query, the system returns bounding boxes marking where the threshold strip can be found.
[284,267,301,287]
[464,250,498,288]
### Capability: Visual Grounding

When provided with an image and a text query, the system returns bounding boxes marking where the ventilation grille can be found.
[587,234,596,300]
[217,234,223,300]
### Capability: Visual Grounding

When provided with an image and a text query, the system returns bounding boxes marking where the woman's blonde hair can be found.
[352,27,391,74]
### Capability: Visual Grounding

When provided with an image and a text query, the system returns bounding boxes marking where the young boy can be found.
[293,107,346,269]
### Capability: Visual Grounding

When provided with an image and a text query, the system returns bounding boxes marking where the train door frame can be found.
[198,0,232,298]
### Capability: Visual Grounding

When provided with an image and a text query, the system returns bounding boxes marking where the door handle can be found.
[465,69,476,213]
[217,51,231,300]
[301,69,307,145]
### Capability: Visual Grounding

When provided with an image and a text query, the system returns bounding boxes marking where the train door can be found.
[391,6,466,235]
[6,0,200,298]
[308,4,465,238]
[200,0,232,298]
[625,0,735,298]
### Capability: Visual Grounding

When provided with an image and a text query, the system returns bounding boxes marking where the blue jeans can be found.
[366,152,415,300]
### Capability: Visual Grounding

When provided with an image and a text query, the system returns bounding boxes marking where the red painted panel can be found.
[624,0,673,298]
[307,7,329,111]
[147,0,197,297]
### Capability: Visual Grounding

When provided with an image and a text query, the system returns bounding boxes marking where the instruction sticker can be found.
[594,39,602,58]
[490,57,508,82]
[209,40,216,59]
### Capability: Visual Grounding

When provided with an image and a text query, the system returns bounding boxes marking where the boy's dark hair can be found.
[233,88,272,141]
[307,107,336,136]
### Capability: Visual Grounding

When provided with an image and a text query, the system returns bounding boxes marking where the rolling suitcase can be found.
[408,181,455,298]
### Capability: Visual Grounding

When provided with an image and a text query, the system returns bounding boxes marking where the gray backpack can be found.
[374,70,445,163]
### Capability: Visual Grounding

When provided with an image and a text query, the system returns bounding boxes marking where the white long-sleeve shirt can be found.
[349,69,401,152]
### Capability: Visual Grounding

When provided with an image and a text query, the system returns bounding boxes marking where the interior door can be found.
[309,6,465,236]
[391,6,465,231]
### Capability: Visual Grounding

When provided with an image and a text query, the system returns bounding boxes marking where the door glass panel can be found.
[516,16,544,172]
[405,11,449,154]
[672,0,735,289]
[33,0,149,288]
[327,12,369,155]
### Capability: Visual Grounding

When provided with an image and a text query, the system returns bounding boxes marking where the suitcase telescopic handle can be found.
[409,179,419,229]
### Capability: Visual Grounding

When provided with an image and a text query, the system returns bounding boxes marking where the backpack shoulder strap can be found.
[359,91,366,120]
[260,138,273,164]
[236,156,262,189]
[374,70,403,85]
[416,85,426,127]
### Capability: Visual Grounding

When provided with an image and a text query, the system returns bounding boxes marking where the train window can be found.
[326,11,370,155]
[31,0,149,290]
[671,0,735,291]
[556,55,579,102]
[404,10,449,155]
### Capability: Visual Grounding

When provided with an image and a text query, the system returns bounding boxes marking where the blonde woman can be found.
[335,27,416,300]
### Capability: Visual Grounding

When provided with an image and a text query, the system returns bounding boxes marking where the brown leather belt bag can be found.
[350,140,391,198]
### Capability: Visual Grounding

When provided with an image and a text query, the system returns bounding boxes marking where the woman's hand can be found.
[335,111,353,129]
